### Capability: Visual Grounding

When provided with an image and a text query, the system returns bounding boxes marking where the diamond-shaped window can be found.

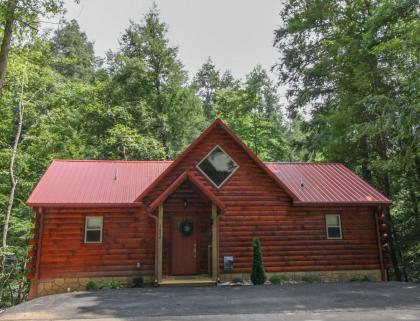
[197,146,239,188]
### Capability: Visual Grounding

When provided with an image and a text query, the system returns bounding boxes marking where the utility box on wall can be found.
[224,256,234,272]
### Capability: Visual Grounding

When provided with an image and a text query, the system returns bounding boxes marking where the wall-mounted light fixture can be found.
[183,198,188,208]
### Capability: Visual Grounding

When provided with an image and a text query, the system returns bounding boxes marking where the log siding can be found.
[27,121,386,297]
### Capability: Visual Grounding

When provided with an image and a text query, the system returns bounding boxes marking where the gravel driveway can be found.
[1,282,419,321]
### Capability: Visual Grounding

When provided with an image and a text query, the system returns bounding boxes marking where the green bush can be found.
[350,275,372,282]
[350,275,371,282]
[133,276,144,287]
[86,280,98,291]
[361,275,371,282]
[251,238,266,285]
[302,275,320,283]
[269,275,283,284]
[99,280,121,290]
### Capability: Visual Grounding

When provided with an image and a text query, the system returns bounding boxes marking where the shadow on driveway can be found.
[1,282,419,320]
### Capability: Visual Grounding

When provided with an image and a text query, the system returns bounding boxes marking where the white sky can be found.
[54,0,283,81]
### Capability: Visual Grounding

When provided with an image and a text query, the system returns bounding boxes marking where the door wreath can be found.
[179,220,194,236]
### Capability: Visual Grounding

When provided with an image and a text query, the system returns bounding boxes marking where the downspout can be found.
[374,208,387,281]
[144,204,158,284]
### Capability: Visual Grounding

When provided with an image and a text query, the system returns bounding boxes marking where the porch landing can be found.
[159,275,215,287]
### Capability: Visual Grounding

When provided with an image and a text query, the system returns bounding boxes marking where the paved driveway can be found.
[1,282,419,321]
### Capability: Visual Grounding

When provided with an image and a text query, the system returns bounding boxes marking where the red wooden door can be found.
[171,215,197,275]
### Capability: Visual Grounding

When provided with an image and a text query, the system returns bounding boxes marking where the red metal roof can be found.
[27,160,390,206]
[26,160,171,206]
[266,163,391,205]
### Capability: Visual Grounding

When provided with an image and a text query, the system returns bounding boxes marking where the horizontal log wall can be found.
[144,124,381,274]
[37,207,155,279]
[31,123,381,282]
[219,206,380,273]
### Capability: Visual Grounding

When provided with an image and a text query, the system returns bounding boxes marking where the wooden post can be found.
[211,203,218,281]
[29,207,44,299]
[157,204,163,284]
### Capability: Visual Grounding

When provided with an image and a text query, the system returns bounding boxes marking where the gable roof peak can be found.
[135,118,300,203]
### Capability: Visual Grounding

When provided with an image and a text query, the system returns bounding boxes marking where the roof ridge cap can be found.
[265,162,344,165]
[53,159,174,163]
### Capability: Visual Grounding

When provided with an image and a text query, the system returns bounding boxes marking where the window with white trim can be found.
[197,145,239,188]
[85,216,103,243]
[325,214,342,239]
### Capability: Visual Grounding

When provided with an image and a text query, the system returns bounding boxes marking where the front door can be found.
[171,215,197,275]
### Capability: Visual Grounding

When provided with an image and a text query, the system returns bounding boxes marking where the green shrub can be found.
[361,275,371,282]
[350,275,371,282]
[269,275,283,284]
[99,280,121,290]
[133,276,144,287]
[251,238,266,285]
[86,280,98,291]
[302,275,320,283]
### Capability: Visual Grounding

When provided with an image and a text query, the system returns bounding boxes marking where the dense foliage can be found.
[0,0,418,308]
[274,0,419,281]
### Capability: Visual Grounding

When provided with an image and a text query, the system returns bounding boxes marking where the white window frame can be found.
[196,145,239,189]
[325,214,342,240]
[84,216,103,243]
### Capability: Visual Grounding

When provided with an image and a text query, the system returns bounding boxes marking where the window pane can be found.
[328,227,341,238]
[87,217,102,228]
[86,230,101,242]
[198,146,238,187]
[326,215,339,226]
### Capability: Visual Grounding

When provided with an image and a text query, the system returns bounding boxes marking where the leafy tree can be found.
[0,34,62,306]
[274,0,420,280]
[112,5,205,156]
[194,59,240,121]
[193,58,221,120]
[0,0,63,94]
[215,66,288,161]
[50,19,96,80]
[100,124,165,160]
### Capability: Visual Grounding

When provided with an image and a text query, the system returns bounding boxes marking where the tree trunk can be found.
[2,80,24,269]
[0,0,18,95]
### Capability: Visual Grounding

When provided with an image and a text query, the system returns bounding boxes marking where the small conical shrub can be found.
[251,237,266,285]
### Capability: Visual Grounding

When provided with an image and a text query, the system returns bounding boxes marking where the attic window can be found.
[197,146,239,188]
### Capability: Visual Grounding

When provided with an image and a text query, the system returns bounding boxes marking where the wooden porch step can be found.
[159,277,216,287]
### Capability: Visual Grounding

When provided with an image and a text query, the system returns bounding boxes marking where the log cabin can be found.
[26,119,391,298]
